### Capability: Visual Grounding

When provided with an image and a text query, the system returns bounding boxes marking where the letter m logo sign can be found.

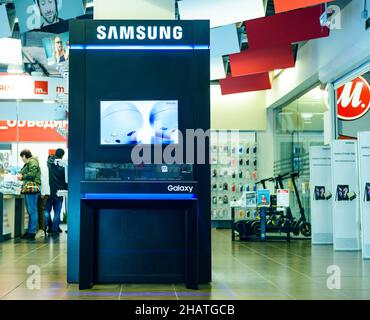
[34,81,48,95]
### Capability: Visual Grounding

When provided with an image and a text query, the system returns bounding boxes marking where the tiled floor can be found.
[1,227,369,300]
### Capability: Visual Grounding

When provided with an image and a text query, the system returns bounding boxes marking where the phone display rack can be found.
[210,132,258,227]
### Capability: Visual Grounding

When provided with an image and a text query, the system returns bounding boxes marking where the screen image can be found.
[336,184,349,201]
[314,186,326,200]
[101,100,179,145]
[14,0,84,33]
[366,183,370,202]
[42,31,69,65]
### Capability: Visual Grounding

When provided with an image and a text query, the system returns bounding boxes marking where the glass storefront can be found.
[273,85,328,223]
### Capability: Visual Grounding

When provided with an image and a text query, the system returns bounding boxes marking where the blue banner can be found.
[14,0,84,33]
[257,189,271,206]
[0,5,12,38]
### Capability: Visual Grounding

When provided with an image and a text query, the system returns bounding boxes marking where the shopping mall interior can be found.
[0,0,369,301]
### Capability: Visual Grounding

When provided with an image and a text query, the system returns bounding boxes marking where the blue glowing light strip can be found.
[70,44,209,51]
[83,193,197,200]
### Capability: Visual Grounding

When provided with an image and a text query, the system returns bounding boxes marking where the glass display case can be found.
[85,162,193,181]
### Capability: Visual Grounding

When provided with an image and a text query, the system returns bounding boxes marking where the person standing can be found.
[18,149,41,241]
[44,148,67,237]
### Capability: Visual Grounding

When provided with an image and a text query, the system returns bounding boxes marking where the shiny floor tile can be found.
[0,228,369,300]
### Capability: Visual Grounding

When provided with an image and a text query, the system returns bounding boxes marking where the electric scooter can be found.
[266,172,311,237]
[234,177,273,240]
[249,172,311,238]
[249,174,293,238]
[289,172,311,237]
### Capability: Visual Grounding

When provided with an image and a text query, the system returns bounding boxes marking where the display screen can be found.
[100,100,179,145]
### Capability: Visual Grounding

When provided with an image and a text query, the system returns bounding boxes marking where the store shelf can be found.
[210,131,258,225]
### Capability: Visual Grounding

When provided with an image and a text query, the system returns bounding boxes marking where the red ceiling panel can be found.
[229,44,295,77]
[245,5,330,49]
[219,73,271,95]
[274,0,335,13]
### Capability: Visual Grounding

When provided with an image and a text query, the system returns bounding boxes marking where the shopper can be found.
[18,149,41,241]
[44,149,67,237]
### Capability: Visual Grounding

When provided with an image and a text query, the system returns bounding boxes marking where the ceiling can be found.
[0,0,355,83]
[0,0,274,77]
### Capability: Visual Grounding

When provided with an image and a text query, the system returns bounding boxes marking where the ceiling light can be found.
[301,113,313,119]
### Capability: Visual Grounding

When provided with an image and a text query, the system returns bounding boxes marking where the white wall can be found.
[267,0,370,109]
[211,85,267,130]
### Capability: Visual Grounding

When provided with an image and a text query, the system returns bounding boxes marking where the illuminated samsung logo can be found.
[97,26,183,41]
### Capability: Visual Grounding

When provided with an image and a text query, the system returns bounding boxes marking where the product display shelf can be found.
[211,138,258,228]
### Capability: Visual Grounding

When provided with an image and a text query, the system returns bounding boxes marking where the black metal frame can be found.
[79,198,199,290]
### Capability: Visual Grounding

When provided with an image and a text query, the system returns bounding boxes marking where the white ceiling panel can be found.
[0,4,11,39]
[210,24,240,57]
[94,0,175,19]
[210,56,226,81]
[0,38,22,65]
[178,0,265,28]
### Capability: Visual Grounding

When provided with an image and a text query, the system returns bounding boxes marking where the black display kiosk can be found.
[68,20,211,289]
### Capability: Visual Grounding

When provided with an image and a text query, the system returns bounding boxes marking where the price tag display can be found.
[277,189,290,207]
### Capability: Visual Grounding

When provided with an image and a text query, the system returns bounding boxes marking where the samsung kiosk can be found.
[68,20,211,289]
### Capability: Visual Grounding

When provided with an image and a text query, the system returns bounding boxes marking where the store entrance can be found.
[0,78,68,244]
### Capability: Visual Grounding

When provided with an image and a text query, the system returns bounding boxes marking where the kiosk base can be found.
[79,197,199,290]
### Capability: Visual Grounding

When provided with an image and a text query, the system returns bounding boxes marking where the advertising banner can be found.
[277,189,289,207]
[331,140,360,251]
[42,31,69,65]
[101,100,178,145]
[14,0,84,33]
[309,146,333,244]
[357,132,370,259]
[245,191,257,208]
[257,189,270,207]
[273,0,334,14]
[0,120,67,142]
[337,75,370,139]
[0,75,67,100]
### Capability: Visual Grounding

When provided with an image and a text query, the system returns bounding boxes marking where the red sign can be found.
[0,120,67,142]
[274,0,335,14]
[337,76,370,121]
[34,81,48,95]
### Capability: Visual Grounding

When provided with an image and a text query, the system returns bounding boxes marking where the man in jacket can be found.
[18,149,41,241]
[44,148,67,237]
